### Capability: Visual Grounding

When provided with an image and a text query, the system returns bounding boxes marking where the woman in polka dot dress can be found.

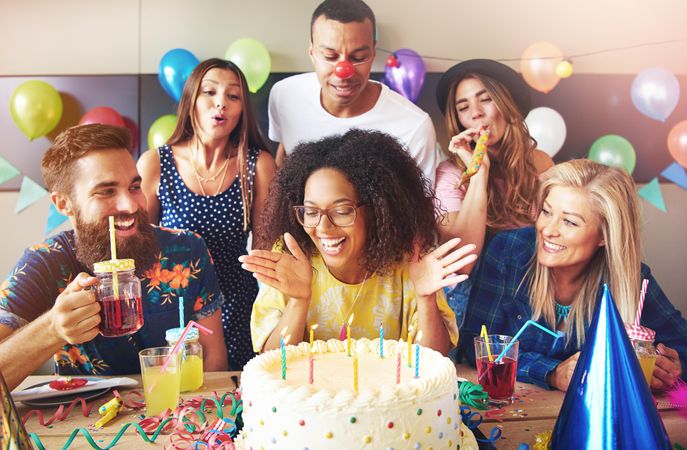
[138,58,276,370]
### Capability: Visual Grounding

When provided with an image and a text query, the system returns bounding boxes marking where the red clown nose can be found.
[334,61,355,79]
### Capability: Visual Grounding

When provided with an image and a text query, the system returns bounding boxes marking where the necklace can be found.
[337,272,370,340]
[555,301,572,324]
[190,145,230,196]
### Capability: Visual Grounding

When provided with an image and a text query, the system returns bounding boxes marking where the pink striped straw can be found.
[635,279,649,326]
[147,320,213,393]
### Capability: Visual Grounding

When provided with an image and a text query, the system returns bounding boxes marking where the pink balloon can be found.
[79,106,125,127]
[667,120,687,168]
[520,42,563,94]
[122,116,139,154]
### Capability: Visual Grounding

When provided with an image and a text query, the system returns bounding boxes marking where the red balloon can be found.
[667,120,687,169]
[334,61,354,79]
[122,116,139,154]
[79,106,125,127]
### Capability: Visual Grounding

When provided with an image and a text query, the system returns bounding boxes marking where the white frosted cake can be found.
[237,338,477,450]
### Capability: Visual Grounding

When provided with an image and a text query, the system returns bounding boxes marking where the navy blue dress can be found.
[157,144,259,370]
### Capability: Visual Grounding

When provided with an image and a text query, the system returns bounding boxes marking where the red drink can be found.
[476,356,517,399]
[99,295,144,337]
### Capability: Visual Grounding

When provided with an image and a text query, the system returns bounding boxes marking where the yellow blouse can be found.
[250,254,459,352]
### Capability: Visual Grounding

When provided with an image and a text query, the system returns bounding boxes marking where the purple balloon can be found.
[383,48,426,103]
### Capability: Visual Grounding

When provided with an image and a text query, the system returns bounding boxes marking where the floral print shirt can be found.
[0,226,224,375]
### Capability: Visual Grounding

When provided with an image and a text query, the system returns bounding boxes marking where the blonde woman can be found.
[460,159,686,392]
[434,59,553,327]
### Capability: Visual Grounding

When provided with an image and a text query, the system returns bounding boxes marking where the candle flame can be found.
[348,313,354,325]
[416,330,423,343]
[281,326,288,337]
[284,334,291,345]
[311,324,319,331]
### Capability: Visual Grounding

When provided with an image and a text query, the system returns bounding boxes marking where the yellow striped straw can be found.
[480,324,493,362]
[108,216,119,300]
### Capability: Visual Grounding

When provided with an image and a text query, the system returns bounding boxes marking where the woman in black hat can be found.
[434,59,553,328]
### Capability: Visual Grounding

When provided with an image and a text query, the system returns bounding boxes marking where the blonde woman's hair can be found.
[528,159,641,346]
[444,73,540,231]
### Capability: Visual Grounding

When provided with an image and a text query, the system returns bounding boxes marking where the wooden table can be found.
[14,367,687,449]
[456,364,687,449]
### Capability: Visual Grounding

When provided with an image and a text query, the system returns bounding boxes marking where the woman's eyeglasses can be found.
[293,203,364,228]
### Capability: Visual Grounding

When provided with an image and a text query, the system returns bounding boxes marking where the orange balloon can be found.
[667,120,687,168]
[520,42,563,93]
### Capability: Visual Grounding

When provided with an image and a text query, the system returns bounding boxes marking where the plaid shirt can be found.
[460,227,687,389]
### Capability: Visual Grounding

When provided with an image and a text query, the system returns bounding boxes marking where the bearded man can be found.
[0,124,227,390]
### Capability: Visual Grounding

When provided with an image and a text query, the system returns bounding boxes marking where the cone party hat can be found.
[550,285,670,449]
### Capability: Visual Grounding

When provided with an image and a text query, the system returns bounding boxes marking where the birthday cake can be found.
[237,338,477,449]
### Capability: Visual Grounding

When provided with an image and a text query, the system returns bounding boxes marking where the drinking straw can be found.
[635,279,649,326]
[494,320,559,363]
[480,325,493,362]
[147,320,213,393]
[178,297,185,328]
[108,216,119,300]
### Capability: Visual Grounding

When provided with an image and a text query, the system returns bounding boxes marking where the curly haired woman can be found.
[241,129,476,355]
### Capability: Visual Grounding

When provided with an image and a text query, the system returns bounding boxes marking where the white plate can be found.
[18,377,111,407]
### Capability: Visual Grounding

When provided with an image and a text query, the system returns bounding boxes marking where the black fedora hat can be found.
[436,59,531,117]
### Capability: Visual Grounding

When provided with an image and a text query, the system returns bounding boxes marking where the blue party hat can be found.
[551,285,671,449]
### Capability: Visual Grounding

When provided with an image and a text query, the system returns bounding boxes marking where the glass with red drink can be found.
[93,259,144,337]
[474,334,519,400]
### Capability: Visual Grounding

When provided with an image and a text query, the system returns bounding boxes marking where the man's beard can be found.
[74,209,160,277]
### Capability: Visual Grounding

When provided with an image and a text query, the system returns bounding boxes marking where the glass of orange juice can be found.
[139,347,182,416]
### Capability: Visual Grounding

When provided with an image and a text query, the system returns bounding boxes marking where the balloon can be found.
[383,48,426,103]
[667,120,687,168]
[225,38,271,93]
[588,134,636,175]
[78,106,125,127]
[555,60,573,79]
[525,107,567,157]
[147,114,177,150]
[10,80,63,140]
[631,67,680,122]
[520,42,563,93]
[122,116,139,154]
[158,48,199,102]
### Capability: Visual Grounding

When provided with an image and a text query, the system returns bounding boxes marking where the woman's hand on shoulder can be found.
[239,232,312,302]
[409,238,477,298]
[547,352,579,391]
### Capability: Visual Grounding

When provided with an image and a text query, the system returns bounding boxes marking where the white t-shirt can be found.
[268,72,443,185]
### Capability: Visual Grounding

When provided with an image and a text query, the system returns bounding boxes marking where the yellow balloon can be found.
[520,42,563,93]
[147,114,177,150]
[555,60,573,79]
[10,80,63,140]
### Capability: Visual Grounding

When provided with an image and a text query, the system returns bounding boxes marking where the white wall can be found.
[1,0,686,316]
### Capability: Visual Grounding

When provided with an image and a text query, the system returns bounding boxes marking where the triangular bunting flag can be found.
[15,176,48,214]
[0,156,21,186]
[638,178,667,212]
[660,162,687,191]
[45,203,68,235]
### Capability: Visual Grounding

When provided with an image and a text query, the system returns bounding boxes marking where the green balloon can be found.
[147,114,177,150]
[588,134,636,175]
[10,80,63,140]
[225,38,271,93]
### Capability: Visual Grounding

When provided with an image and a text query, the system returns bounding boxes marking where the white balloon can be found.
[525,107,567,157]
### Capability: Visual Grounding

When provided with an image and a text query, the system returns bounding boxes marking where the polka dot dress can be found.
[157,145,259,370]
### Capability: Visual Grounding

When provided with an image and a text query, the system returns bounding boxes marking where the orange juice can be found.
[637,354,656,386]
[180,354,203,392]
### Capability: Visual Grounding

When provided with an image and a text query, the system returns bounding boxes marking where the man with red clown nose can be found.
[268,0,441,185]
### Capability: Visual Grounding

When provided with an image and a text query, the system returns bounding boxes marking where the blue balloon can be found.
[631,67,680,122]
[551,285,671,449]
[158,48,199,102]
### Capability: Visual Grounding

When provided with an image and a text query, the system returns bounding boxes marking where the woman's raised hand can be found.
[409,238,477,298]
[448,127,491,172]
[239,232,312,301]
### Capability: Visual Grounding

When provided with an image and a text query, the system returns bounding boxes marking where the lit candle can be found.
[347,314,354,357]
[379,324,384,358]
[407,327,413,368]
[415,330,423,379]
[280,327,289,380]
[309,324,318,351]
[353,352,358,392]
[309,353,314,385]
[396,351,401,384]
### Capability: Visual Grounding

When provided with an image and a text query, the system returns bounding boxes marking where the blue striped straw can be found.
[494,320,560,363]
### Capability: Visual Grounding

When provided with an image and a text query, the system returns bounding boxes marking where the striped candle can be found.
[379,324,384,358]
[353,352,358,392]
[635,279,649,326]
[396,351,401,384]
